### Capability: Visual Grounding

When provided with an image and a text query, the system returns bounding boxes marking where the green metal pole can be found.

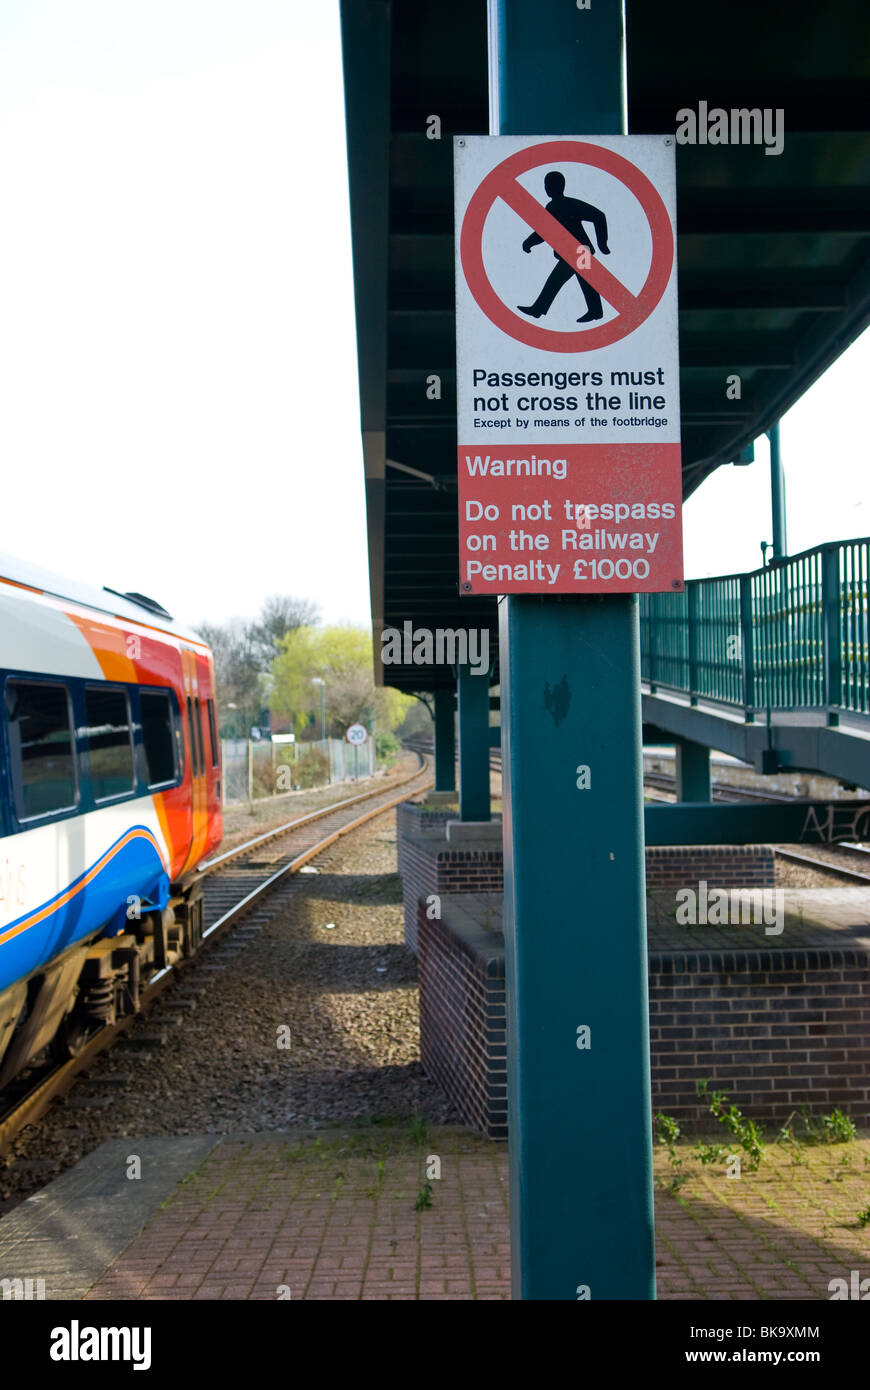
[822,546,842,725]
[739,572,756,720]
[315,681,329,784]
[768,422,787,559]
[492,0,655,1300]
[434,687,456,792]
[457,664,490,822]
[675,737,711,802]
[687,581,699,705]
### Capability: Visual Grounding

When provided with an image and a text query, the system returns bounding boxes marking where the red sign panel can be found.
[459,443,682,594]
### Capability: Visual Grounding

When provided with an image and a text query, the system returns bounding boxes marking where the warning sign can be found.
[454,135,683,595]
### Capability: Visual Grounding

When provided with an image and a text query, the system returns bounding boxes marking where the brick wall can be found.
[646,845,775,891]
[397,805,503,952]
[416,895,869,1136]
[417,896,507,1139]
[649,945,870,1125]
[396,803,454,837]
[399,811,775,951]
[400,807,868,1135]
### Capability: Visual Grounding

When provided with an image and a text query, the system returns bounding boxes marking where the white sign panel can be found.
[454,134,683,595]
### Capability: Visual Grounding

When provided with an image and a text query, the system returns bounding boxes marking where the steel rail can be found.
[199,750,426,872]
[772,847,870,884]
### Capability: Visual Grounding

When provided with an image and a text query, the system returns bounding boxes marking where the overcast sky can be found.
[1,0,867,632]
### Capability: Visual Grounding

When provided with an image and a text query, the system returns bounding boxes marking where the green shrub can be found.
[375,730,400,764]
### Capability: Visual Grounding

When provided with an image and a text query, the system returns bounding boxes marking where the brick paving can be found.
[0,1137,217,1299]
[74,1127,870,1301]
[647,885,870,950]
[654,1135,870,1300]
[83,1127,509,1301]
[4,809,868,1302]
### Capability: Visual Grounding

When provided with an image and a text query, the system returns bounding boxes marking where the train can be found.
[0,554,222,1088]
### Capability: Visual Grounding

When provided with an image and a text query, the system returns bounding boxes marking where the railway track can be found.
[639,768,870,881]
[199,760,430,934]
[642,770,796,804]
[0,754,433,1155]
[773,846,870,883]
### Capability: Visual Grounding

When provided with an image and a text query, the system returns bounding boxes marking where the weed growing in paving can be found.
[414,1181,434,1211]
[777,1122,808,1167]
[697,1080,765,1171]
[408,1115,428,1144]
[856,1206,870,1228]
[694,1142,730,1167]
[363,1156,387,1198]
[777,1105,858,1168]
[654,1112,688,1193]
[655,1087,860,1195]
[806,1106,857,1144]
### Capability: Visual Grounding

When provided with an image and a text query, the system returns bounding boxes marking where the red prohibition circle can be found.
[460,139,674,353]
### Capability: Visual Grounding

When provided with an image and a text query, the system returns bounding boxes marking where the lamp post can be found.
[365,704,375,777]
[311,677,329,784]
[311,677,326,739]
[767,422,787,560]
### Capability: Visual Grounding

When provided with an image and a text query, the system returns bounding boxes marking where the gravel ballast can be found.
[0,796,458,1216]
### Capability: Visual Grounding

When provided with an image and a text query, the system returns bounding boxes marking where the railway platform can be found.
[1,808,868,1303]
[2,1121,868,1301]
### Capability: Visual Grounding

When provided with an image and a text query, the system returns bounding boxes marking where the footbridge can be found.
[641,536,870,794]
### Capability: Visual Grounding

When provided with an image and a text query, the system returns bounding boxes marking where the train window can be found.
[174,699,185,777]
[206,698,219,768]
[5,679,77,820]
[186,697,200,778]
[141,688,179,788]
[194,698,206,776]
[84,686,135,801]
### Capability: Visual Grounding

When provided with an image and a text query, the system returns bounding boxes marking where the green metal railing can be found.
[640,538,870,719]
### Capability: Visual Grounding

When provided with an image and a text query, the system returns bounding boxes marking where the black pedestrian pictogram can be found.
[516,171,610,322]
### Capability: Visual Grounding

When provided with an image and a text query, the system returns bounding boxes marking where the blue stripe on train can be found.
[0,827,169,995]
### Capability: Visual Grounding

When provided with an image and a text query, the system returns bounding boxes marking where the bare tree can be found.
[249,595,320,666]
[197,617,262,728]
[198,595,321,734]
